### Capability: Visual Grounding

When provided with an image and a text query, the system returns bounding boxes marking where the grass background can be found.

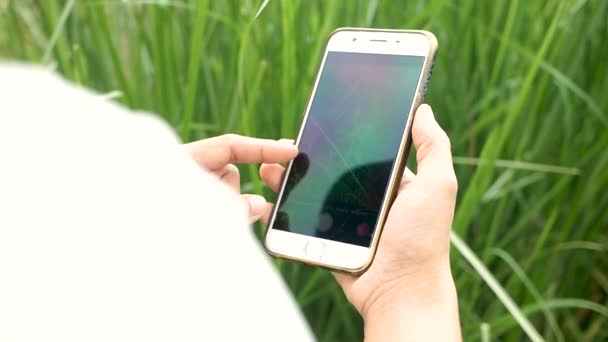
[1,0,607,340]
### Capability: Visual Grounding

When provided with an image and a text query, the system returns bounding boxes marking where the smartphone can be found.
[264,28,438,274]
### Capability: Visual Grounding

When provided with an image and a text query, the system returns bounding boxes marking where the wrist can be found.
[361,261,461,341]
[359,255,454,318]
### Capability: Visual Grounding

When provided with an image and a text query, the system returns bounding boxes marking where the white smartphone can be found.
[264,28,438,274]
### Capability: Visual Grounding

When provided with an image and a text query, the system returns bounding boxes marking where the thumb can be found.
[242,194,268,223]
[412,105,457,190]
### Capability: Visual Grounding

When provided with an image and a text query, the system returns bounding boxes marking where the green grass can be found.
[2,0,607,340]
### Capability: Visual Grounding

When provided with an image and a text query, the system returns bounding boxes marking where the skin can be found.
[186,104,461,341]
[185,134,298,223]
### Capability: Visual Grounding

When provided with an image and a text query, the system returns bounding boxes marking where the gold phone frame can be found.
[264,28,438,275]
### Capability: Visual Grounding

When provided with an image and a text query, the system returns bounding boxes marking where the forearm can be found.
[362,266,461,342]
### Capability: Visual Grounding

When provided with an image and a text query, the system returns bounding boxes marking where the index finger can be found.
[186,134,298,171]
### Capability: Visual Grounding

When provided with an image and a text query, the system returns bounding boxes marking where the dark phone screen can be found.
[273,51,425,247]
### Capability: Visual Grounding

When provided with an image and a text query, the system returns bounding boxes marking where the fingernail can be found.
[419,104,434,117]
[279,140,298,154]
[247,195,267,217]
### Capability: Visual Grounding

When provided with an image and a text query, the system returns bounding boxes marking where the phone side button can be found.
[304,241,327,259]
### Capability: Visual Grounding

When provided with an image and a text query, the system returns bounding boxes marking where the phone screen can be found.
[273,51,425,247]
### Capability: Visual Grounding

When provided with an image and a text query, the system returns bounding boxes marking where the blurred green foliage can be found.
[1,0,607,340]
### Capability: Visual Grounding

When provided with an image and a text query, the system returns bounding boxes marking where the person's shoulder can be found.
[0,62,55,77]
[0,62,67,94]
[0,62,179,145]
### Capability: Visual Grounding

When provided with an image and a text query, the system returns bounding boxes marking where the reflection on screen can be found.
[273,51,425,247]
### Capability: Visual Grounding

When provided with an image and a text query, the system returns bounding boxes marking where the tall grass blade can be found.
[490,248,564,342]
[480,322,491,342]
[450,232,544,342]
[452,157,582,176]
[255,0,271,19]
[181,0,209,139]
[42,0,75,63]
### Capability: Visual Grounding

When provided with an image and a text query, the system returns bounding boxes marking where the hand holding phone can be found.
[260,104,460,340]
[264,28,440,273]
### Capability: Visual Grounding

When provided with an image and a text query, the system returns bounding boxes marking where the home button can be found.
[304,241,326,259]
